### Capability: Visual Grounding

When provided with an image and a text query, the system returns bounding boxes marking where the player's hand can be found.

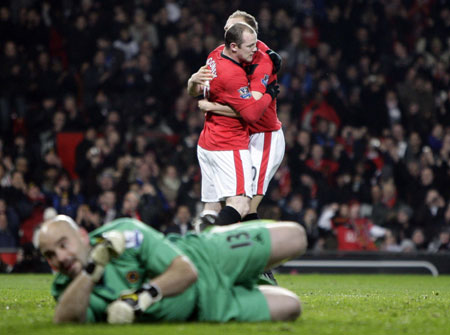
[85,231,126,282]
[107,283,163,324]
[190,65,214,86]
[266,49,282,74]
[265,80,280,100]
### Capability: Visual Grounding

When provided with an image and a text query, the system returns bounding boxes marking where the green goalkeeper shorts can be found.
[195,222,272,321]
[206,221,272,285]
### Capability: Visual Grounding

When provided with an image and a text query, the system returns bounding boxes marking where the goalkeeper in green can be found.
[38,215,307,323]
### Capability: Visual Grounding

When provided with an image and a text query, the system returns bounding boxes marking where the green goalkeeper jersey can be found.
[51,217,271,322]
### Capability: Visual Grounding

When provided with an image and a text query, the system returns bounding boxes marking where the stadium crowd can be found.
[1,0,450,271]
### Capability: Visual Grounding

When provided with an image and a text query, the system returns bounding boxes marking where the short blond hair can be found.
[228,10,258,34]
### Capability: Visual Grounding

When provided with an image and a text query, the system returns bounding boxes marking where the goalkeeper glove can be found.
[266,49,282,74]
[107,283,163,324]
[85,231,126,282]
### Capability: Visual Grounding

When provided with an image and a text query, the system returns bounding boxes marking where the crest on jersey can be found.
[238,86,251,99]
[126,271,139,283]
[261,74,269,87]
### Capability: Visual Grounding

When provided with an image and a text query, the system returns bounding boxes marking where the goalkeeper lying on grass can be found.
[37,215,307,323]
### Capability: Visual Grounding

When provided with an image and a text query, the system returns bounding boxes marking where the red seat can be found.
[56,132,84,179]
[0,252,17,266]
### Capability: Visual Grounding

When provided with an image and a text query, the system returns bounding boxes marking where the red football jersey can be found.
[247,40,281,134]
[210,41,281,135]
[198,47,272,151]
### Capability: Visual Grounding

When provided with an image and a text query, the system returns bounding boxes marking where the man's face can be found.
[235,30,257,63]
[39,220,89,278]
[122,192,139,212]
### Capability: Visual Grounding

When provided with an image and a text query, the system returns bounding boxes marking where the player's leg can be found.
[224,285,301,322]
[195,146,222,231]
[214,195,250,225]
[259,285,302,321]
[207,221,306,286]
[243,129,285,222]
[264,221,307,270]
[213,149,253,225]
[242,195,263,221]
[194,202,222,232]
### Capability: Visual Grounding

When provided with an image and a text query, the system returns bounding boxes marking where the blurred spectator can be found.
[416,189,446,241]
[19,184,46,245]
[97,190,117,224]
[0,40,27,135]
[301,207,320,251]
[2,170,32,221]
[138,182,170,230]
[68,15,94,69]
[0,198,19,248]
[113,26,139,61]
[11,242,51,273]
[427,227,450,253]
[129,8,159,48]
[281,193,305,223]
[318,201,386,251]
[379,229,402,252]
[385,204,414,242]
[306,143,339,184]
[62,94,85,131]
[164,205,192,235]
[370,180,403,227]
[119,190,141,220]
[408,228,428,251]
[76,203,101,232]
[48,171,84,218]
[158,164,181,208]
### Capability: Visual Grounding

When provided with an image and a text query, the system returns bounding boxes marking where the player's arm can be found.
[54,232,126,323]
[187,65,214,97]
[247,54,275,98]
[53,272,95,323]
[107,228,198,324]
[233,81,279,124]
[149,255,198,297]
[198,99,240,118]
[198,89,264,118]
[107,256,197,324]
[218,71,278,124]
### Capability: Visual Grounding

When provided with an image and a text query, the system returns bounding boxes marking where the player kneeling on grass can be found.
[38,215,307,323]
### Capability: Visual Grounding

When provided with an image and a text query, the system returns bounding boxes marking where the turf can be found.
[0,274,449,335]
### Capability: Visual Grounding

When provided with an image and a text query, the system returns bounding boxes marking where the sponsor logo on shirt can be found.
[262,74,269,87]
[124,230,144,248]
[238,86,252,99]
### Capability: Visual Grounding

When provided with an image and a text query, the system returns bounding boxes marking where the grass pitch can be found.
[0,274,449,335]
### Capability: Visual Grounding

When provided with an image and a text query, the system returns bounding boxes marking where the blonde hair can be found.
[228,10,258,34]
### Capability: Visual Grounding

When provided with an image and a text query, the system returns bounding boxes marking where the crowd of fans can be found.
[1,0,450,271]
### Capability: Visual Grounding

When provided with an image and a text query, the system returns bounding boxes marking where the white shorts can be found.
[197,146,253,202]
[249,128,285,195]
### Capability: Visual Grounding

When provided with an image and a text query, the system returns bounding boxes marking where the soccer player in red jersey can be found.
[193,11,285,225]
[188,22,279,229]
